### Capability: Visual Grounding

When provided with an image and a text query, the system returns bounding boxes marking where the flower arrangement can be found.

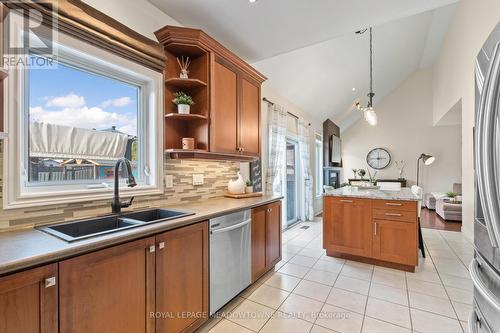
[367,167,378,183]
[172,91,194,105]
[395,160,405,179]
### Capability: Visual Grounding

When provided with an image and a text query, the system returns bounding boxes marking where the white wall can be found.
[82,0,182,39]
[342,69,462,196]
[432,0,500,240]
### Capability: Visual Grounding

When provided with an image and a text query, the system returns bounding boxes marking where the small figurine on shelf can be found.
[357,168,366,180]
[176,56,190,79]
[352,168,358,180]
[172,91,194,114]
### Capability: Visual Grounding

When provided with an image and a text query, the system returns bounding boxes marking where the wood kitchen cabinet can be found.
[323,196,418,271]
[372,219,417,266]
[238,76,261,156]
[59,237,156,333]
[252,201,282,282]
[212,57,238,154]
[155,26,265,160]
[0,263,58,333]
[156,221,209,333]
[323,197,372,257]
[211,58,261,156]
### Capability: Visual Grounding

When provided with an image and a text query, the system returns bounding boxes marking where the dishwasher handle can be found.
[211,219,251,234]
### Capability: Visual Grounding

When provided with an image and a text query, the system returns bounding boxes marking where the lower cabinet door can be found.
[0,263,58,333]
[266,201,282,268]
[324,197,373,257]
[59,237,156,333]
[252,206,267,282]
[372,219,417,266]
[156,222,209,333]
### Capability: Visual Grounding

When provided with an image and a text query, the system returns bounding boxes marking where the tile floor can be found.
[200,219,474,333]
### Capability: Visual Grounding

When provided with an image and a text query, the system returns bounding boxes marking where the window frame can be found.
[3,14,164,209]
[315,134,323,197]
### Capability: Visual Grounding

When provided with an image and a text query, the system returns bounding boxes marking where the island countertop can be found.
[323,186,420,201]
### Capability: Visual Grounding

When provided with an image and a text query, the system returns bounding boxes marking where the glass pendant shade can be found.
[363,107,377,126]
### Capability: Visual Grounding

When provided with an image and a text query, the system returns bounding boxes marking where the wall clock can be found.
[366,148,391,170]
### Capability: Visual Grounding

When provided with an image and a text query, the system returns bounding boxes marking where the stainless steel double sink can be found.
[36,208,194,242]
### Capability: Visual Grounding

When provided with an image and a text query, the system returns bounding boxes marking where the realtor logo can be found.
[2,0,58,68]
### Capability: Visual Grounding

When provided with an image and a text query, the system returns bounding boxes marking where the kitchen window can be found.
[315,135,323,196]
[4,14,163,209]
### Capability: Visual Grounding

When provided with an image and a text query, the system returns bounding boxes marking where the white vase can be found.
[178,104,190,114]
[245,186,254,194]
[228,172,246,194]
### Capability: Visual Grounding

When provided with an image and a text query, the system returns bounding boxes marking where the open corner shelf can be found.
[165,113,208,121]
[165,78,207,89]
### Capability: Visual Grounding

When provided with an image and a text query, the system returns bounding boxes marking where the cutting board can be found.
[224,192,263,199]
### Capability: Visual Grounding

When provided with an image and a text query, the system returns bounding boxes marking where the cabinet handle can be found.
[385,213,402,217]
[340,199,353,203]
[44,276,56,288]
[385,202,402,206]
[158,242,165,250]
[374,222,378,236]
[267,208,272,213]
[149,245,156,253]
[241,147,245,152]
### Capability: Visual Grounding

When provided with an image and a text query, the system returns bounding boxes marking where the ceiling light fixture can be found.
[249,0,257,3]
[352,87,356,92]
[355,27,378,126]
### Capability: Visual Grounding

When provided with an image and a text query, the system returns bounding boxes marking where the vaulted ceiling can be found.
[150,0,458,127]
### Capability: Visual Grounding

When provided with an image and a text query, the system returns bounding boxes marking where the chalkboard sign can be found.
[250,158,262,192]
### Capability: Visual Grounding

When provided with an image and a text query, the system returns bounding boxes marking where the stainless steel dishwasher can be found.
[210,209,251,314]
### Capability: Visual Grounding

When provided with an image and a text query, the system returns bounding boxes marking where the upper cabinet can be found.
[155,26,266,160]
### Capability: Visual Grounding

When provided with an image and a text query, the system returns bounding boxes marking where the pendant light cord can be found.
[369,27,374,107]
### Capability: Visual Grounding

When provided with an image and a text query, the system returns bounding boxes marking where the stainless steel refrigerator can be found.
[473,21,500,333]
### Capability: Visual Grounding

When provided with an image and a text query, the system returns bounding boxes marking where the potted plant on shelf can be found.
[172,92,194,114]
[245,180,253,194]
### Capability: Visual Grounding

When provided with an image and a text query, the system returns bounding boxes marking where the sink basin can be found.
[37,208,194,242]
[121,209,194,223]
[37,216,143,242]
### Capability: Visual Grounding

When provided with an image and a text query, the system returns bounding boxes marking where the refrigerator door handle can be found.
[470,257,500,313]
[469,301,493,333]
[476,41,500,248]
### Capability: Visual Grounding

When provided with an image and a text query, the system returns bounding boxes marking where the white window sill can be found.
[3,185,163,210]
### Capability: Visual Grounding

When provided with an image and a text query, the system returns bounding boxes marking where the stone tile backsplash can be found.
[0,142,240,230]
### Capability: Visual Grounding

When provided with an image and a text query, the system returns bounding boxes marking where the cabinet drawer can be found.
[327,196,371,206]
[373,209,416,223]
[372,200,417,212]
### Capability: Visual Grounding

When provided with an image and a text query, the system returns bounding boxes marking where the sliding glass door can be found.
[285,139,299,227]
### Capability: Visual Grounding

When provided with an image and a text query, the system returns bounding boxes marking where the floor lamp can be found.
[416,153,435,186]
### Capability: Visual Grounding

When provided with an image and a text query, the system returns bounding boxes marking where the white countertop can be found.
[324,187,420,201]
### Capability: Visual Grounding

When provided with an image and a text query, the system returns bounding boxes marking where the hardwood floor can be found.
[420,207,462,232]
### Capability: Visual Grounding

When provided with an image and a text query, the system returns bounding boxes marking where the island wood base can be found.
[326,250,415,272]
[323,196,418,272]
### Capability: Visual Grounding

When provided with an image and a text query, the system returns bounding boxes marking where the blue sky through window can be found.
[29,55,139,137]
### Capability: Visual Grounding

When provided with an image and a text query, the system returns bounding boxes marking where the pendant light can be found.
[356,27,378,126]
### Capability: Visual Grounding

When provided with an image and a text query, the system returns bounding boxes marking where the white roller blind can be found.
[29,122,128,160]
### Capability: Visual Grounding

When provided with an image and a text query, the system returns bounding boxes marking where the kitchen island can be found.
[323,187,420,272]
